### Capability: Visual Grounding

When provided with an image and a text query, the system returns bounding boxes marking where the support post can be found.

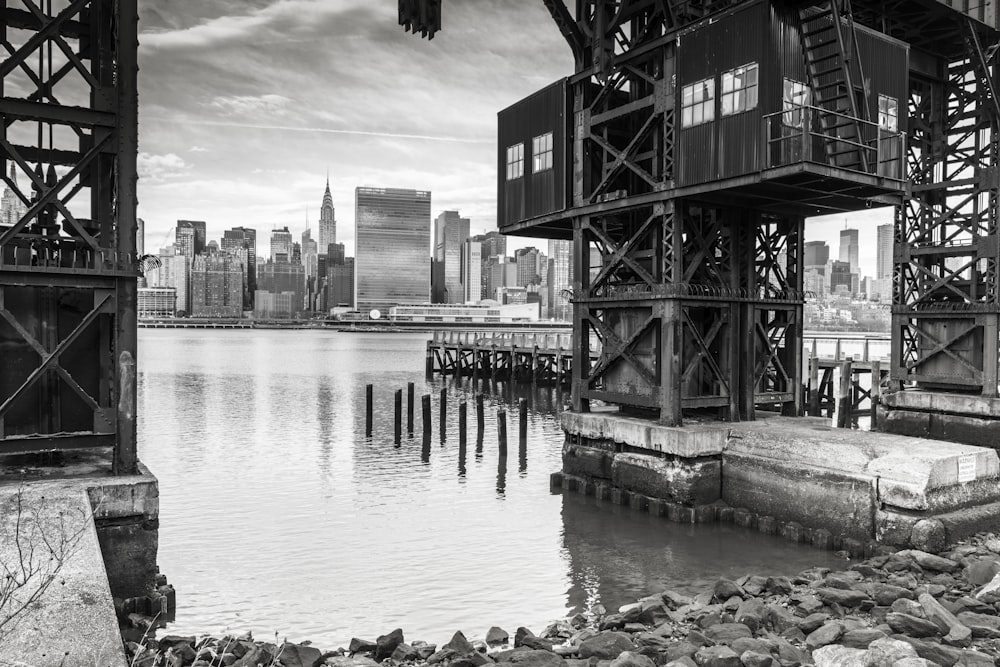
[518,397,528,446]
[809,357,820,417]
[498,409,508,457]
[870,360,882,428]
[407,382,414,435]
[459,399,467,456]
[837,360,853,428]
[439,386,447,442]
[422,393,432,443]
[366,384,373,437]
[394,389,402,445]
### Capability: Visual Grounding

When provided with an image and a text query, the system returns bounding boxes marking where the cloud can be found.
[208,94,292,116]
[189,146,209,153]
[137,153,190,183]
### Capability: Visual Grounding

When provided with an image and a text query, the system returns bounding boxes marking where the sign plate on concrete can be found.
[958,454,977,483]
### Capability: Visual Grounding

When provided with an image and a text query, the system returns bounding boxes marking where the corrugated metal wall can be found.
[497,79,569,231]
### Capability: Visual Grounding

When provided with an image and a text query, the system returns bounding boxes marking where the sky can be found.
[136,0,572,256]
[135,1,890,272]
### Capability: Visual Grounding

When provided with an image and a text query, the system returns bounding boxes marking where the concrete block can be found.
[883,390,1000,419]
[629,493,650,512]
[758,515,777,535]
[733,507,756,529]
[562,443,614,480]
[85,464,159,521]
[610,451,721,505]
[693,505,716,523]
[560,410,728,457]
[648,422,729,457]
[560,411,651,449]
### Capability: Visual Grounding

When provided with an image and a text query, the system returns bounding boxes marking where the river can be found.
[137,328,843,647]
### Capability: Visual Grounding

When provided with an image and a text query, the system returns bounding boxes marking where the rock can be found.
[764,604,798,633]
[231,645,274,667]
[954,650,995,666]
[662,642,699,663]
[578,632,636,660]
[514,628,536,647]
[633,633,673,651]
[543,621,575,640]
[765,577,793,596]
[413,643,437,660]
[891,599,925,617]
[713,579,745,602]
[974,572,1000,600]
[891,659,936,667]
[520,637,554,652]
[350,639,378,656]
[664,659,697,667]
[865,583,915,607]
[739,651,773,667]
[487,627,510,646]
[703,623,752,645]
[728,638,772,656]
[795,594,825,615]
[662,590,694,610]
[966,558,1000,587]
[506,650,565,667]
[798,613,831,634]
[886,613,942,638]
[159,636,197,652]
[910,520,946,553]
[389,644,419,663]
[375,630,405,662]
[985,538,1000,554]
[904,550,960,573]
[951,596,993,615]
[426,649,457,664]
[686,629,712,647]
[840,628,885,649]
[607,651,654,667]
[325,658,380,667]
[956,611,1000,638]
[816,588,870,608]
[862,637,918,666]
[692,645,741,667]
[742,576,768,596]
[734,599,765,633]
[811,645,866,667]
[917,593,972,646]
[166,644,198,667]
[773,637,808,665]
[278,643,324,667]
[805,621,844,651]
[892,635,965,666]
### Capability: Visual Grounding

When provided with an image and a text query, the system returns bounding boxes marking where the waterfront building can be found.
[256,259,305,318]
[497,285,529,305]
[137,287,176,318]
[254,291,299,320]
[319,178,337,250]
[462,238,482,304]
[547,239,572,321]
[355,187,431,314]
[177,220,207,255]
[840,228,860,275]
[432,210,470,304]
[270,227,293,262]
[222,227,257,308]
[389,302,538,323]
[191,253,243,318]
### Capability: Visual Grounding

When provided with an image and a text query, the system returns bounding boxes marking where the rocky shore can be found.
[125,532,1000,667]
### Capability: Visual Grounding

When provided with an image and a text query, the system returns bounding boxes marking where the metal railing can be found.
[803,332,890,362]
[763,105,905,180]
[431,330,573,350]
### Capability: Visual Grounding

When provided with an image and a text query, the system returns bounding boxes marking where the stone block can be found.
[561,412,651,449]
[563,443,614,480]
[611,452,721,505]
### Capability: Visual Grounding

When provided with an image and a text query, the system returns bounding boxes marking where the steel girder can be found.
[0,0,138,472]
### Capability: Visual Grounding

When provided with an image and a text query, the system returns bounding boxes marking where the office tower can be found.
[486,256,518,300]
[462,238,482,304]
[432,210,470,303]
[327,242,346,265]
[136,217,145,256]
[270,226,293,262]
[149,253,191,315]
[302,229,319,309]
[222,227,257,308]
[839,228,860,274]
[176,220,207,255]
[876,223,893,279]
[191,254,243,318]
[329,256,355,310]
[830,260,853,294]
[319,178,336,250]
[207,240,219,254]
[1,163,27,228]
[478,230,506,259]
[515,247,543,286]
[175,226,196,257]
[256,259,305,318]
[355,187,431,313]
[547,239,572,321]
[804,240,830,268]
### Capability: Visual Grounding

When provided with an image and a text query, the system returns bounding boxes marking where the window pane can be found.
[683,85,693,105]
[722,72,734,94]
[722,93,734,116]
[682,107,693,127]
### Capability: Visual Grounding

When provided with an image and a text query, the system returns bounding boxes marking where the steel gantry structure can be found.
[0,0,139,473]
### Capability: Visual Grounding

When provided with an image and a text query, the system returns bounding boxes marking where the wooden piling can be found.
[459,400,467,454]
[422,393,432,442]
[407,382,414,435]
[439,387,447,441]
[836,360,852,428]
[808,357,820,417]
[870,360,882,429]
[498,409,508,457]
[394,389,402,445]
[365,384,373,437]
[475,393,484,454]
[518,397,528,445]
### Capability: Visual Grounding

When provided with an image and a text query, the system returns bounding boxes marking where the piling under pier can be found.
[559,410,1000,550]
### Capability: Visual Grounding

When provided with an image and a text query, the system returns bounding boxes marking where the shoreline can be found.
[124,532,1000,667]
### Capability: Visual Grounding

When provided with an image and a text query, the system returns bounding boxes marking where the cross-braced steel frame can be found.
[0,0,139,473]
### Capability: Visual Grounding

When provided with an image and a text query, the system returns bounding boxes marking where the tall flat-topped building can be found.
[355,187,431,314]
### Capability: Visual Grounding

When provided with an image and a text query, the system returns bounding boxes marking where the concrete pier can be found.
[0,453,159,666]
[560,411,1000,549]
[878,389,1000,448]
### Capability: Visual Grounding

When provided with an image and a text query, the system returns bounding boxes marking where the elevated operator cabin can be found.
[496,0,909,234]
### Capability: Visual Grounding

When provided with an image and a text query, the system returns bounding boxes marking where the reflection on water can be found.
[137,329,841,648]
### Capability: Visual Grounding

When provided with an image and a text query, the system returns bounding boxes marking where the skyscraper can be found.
[1,163,27,228]
[222,227,257,309]
[176,220,207,255]
[355,187,431,314]
[515,247,543,286]
[548,239,572,321]
[175,226,196,258]
[876,223,893,280]
[270,227,293,262]
[804,241,829,268]
[136,217,145,256]
[473,231,507,300]
[432,210,470,304]
[319,178,336,250]
[462,238,482,304]
[191,253,243,318]
[839,228,859,275]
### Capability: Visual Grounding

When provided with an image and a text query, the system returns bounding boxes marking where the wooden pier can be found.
[427,330,891,426]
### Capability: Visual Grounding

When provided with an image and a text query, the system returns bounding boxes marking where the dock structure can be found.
[426,331,575,384]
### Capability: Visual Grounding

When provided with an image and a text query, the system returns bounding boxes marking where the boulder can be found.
[375,630,405,662]
[738,651,773,667]
[865,583,914,607]
[840,628,885,649]
[954,650,995,666]
[765,576,793,596]
[892,635,965,666]
[966,558,1000,587]
[816,588,870,608]
[891,659,936,667]
[798,613,831,634]
[910,520,946,553]
[662,590,694,610]
[917,593,972,646]
[278,643,324,667]
[506,650,565,667]
[691,645,741,667]
[389,644,419,663]
[519,637,554,652]
[891,599,925,617]
[607,651,655,667]
[805,622,844,651]
[811,645,866,667]
[703,623,752,645]
[904,550,960,573]
[514,628,536,647]
[712,579,744,602]
[577,632,636,660]
[955,612,1000,638]
[662,642,699,663]
[486,627,510,647]
[885,613,942,638]
[764,604,798,633]
[350,639,378,656]
[862,637,918,666]
[734,599,765,633]
[664,658,697,667]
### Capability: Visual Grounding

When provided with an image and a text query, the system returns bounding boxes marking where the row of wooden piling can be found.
[805,357,884,428]
[364,383,530,456]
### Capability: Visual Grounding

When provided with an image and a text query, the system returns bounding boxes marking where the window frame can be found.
[680,77,716,128]
[532,132,554,173]
[878,94,898,133]
[506,143,524,181]
[721,62,759,117]
[782,78,810,128]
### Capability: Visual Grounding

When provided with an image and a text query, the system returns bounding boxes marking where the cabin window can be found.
[506,143,524,180]
[681,78,715,127]
[878,95,898,132]
[782,79,810,128]
[721,63,759,116]
[532,132,553,173]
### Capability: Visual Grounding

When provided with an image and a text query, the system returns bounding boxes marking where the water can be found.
[137,329,843,647]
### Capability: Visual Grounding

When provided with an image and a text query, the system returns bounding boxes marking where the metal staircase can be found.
[798,0,869,172]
